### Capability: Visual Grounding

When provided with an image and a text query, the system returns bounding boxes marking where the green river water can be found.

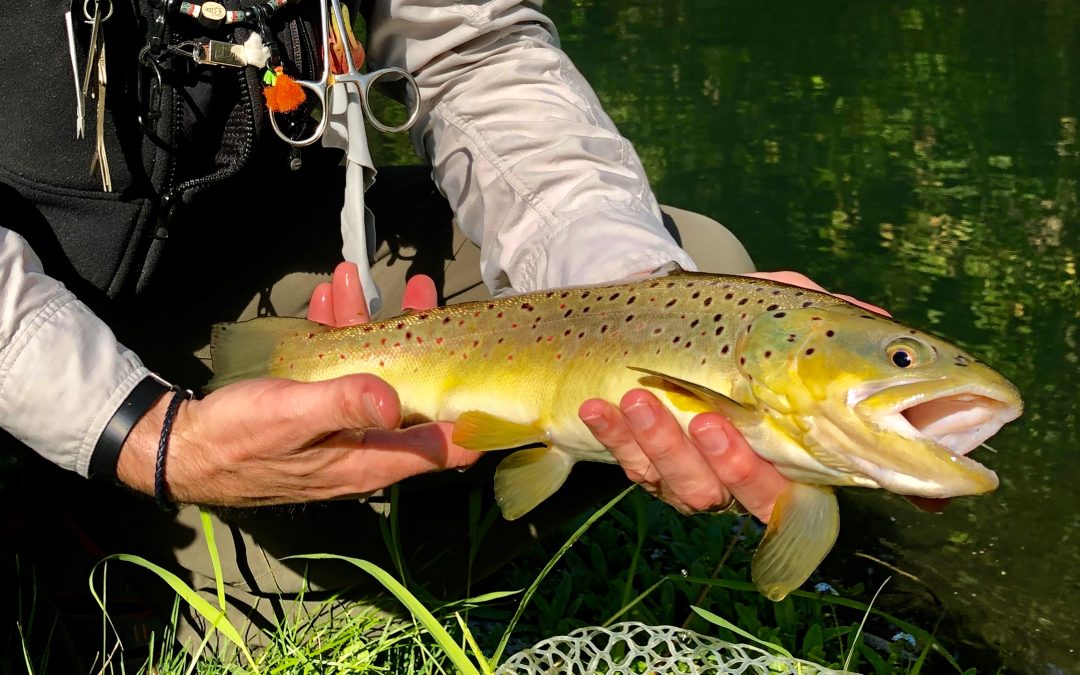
[373,1,1080,672]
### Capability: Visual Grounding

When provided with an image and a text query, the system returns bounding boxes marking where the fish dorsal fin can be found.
[494,447,575,520]
[451,411,547,452]
[751,483,840,601]
[628,367,761,426]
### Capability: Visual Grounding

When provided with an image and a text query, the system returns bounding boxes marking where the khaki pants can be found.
[72,162,755,651]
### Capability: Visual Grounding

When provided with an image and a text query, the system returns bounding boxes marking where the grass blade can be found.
[690,605,795,659]
[286,553,482,675]
[88,553,258,672]
[198,508,228,612]
[490,484,635,666]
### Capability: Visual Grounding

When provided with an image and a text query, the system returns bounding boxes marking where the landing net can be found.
[493,621,839,674]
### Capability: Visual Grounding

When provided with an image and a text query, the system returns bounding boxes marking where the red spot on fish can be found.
[416,336,423,344]
[340,354,347,359]
[381,338,387,345]
[547,335,554,342]
[497,311,504,318]
[473,340,480,347]
[363,342,370,349]
[436,337,444,345]
[511,323,518,329]
[318,353,325,359]
[405,332,412,340]
[307,333,315,339]
[396,322,405,330]
[507,355,513,361]
[379,360,385,367]
[556,353,562,360]
[393,342,401,348]
[278,356,285,362]
[289,363,295,369]
[459,320,465,326]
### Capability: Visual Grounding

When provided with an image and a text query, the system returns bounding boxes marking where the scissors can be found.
[268,0,421,147]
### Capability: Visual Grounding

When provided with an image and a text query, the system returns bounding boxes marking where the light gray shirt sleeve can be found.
[366,0,697,295]
[0,227,150,476]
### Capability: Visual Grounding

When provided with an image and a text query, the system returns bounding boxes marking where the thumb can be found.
[280,374,403,437]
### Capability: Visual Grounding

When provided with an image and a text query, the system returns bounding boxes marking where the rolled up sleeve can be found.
[0,228,148,476]
[366,1,696,294]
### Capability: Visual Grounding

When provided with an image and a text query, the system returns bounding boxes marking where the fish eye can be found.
[885,337,933,369]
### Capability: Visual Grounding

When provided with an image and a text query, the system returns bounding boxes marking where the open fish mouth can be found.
[846,379,1023,492]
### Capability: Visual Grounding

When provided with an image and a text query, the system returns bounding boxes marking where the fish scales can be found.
[208,268,1022,602]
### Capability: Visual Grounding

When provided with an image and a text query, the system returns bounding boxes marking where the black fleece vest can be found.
[0,0,323,309]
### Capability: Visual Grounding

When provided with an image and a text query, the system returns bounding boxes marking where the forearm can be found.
[366,1,695,293]
[0,227,152,477]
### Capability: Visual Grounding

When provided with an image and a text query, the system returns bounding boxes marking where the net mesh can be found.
[494,621,839,675]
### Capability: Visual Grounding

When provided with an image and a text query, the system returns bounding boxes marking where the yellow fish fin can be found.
[751,483,840,601]
[628,366,761,426]
[493,446,575,521]
[207,317,331,392]
[451,411,547,452]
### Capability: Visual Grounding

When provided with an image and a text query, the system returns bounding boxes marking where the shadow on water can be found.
[375,1,1080,672]
[548,1,1078,672]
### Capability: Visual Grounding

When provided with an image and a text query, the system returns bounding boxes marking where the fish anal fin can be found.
[494,447,575,521]
[451,411,547,452]
[628,366,761,426]
[751,483,840,601]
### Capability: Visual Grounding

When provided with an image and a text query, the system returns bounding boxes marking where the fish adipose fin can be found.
[752,483,840,601]
[452,411,547,451]
[494,447,575,521]
[207,317,332,392]
[628,367,761,426]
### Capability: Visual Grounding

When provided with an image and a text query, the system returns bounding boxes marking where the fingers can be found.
[688,414,788,522]
[360,422,481,474]
[401,274,438,311]
[308,282,335,325]
[332,261,369,326]
[580,392,733,515]
[834,293,891,317]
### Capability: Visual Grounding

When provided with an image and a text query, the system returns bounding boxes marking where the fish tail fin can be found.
[207,317,329,392]
[751,483,840,601]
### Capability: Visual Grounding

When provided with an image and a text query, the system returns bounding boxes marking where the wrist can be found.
[90,374,173,482]
[115,387,194,501]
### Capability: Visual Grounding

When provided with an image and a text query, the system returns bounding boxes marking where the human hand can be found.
[578,269,892,523]
[115,263,479,507]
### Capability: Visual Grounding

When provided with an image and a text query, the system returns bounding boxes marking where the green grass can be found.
[8,486,981,675]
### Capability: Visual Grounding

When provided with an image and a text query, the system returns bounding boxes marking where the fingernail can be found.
[363,392,386,426]
[693,423,730,456]
[580,412,608,433]
[625,401,655,430]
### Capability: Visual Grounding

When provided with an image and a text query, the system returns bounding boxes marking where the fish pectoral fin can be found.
[494,447,575,521]
[451,411,547,452]
[751,483,840,601]
[627,366,761,426]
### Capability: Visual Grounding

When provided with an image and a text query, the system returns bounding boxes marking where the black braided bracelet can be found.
[155,387,194,511]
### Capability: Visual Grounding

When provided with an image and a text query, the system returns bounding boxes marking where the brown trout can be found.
[208,267,1023,600]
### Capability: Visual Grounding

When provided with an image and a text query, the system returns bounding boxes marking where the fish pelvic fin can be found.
[628,367,761,426]
[451,411,547,452]
[751,483,840,601]
[207,317,331,392]
[494,447,574,521]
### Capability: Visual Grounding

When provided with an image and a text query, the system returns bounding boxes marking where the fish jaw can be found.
[817,373,1023,497]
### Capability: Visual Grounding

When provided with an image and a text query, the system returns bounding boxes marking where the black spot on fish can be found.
[704,297,713,307]
[713,314,723,322]
[487,303,495,310]
[685,341,692,349]
[564,329,572,336]
[653,328,662,334]
[774,312,786,318]
[715,326,724,336]
[582,291,591,298]
[609,293,621,301]
[739,357,746,365]
[795,291,804,296]
[690,319,700,328]
[767,304,779,311]
[802,301,813,308]
[443,317,452,324]
[738,298,748,306]
[578,331,585,339]
[625,315,635,322]
[772,290,781,295]
[560,291,570,298]
[786,334,796,342]
[826,330,835,337]
[721,345,730,354]
[673,336,681,344]
[583,307,591,313]
[724,293,734,300]
[806,348,816,356]
[564,309,573,318]
[628,296,637,305]
[521,302,534,311]
[405,332,412,340]
[601,325,609,333]
[764,351,772,358]
[665,299,677,308]
[860,314,876,320]
[692,291,701,299]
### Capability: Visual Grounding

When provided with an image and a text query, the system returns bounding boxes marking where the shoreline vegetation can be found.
[9,486,989,674]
